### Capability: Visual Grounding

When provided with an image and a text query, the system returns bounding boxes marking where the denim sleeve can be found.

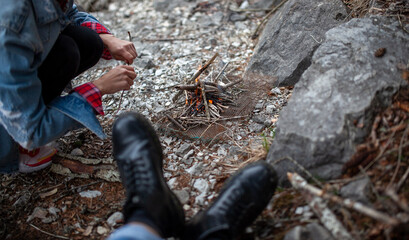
[0,24,103,150]
[67,4,110,30]
[107,225,164,240]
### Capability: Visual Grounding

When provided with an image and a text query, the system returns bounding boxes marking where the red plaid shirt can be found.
[73,82,104,116]
[74,22,112,115]
[81,22,113,60]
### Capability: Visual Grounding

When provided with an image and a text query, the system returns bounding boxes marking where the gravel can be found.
[64,0,290,218]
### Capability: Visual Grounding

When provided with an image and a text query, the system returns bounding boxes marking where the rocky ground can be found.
[1,0,408,239]
[1,1,289,239]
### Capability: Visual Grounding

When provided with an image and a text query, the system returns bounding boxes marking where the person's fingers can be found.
[121,65,134,71]
[122,67,137,79]
[131,44,137,57]
[125,48,137,63]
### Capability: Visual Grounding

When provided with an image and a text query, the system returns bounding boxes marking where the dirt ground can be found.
[2,86,409,239]
[1,0,409,239]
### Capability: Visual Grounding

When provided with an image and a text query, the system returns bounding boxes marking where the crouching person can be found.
[0,0,137,173]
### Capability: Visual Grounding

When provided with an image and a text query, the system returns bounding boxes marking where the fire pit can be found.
[157,53,256,141]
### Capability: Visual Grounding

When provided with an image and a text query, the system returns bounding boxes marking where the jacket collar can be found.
[31,0,73,25]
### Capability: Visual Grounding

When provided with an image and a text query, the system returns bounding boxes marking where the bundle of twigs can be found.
[164,53,243,130]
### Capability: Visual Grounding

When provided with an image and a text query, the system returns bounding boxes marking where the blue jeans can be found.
[107,225,163,240]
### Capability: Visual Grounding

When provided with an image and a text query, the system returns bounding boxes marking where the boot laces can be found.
[123,156,154,200]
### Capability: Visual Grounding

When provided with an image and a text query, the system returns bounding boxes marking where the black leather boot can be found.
[113,112,185,238]
[183,161,277,240]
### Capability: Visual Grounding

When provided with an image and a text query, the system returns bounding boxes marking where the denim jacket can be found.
[0,0,106,172]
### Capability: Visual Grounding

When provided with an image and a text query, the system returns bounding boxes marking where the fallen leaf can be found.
[27,207,48,222]
[39,188,58,199]
[83,226,93,236]
[58,159,94,174]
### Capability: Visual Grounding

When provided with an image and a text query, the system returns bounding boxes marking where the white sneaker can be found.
[19,145,57,173]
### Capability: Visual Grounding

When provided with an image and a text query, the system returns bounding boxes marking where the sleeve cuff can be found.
[80,22,113,60]
[73,82,105,116]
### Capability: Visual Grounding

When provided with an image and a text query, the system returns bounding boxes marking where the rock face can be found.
[244,0,347,87]
[284,223,335,240]
[266,16,409,186]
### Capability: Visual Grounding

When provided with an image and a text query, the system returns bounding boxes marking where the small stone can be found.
[230,13,247,22]
[176,143,192,157]
[270,87,281,95]
[248,122,265,133]
[182,149,195,165]
[194,179,209,205]
[70,148,84,156]
[174,189,190,205]
[295,206,304,215]
[79,190,102,199]
[42,217,54,224]
[266,105,276,114]
[107,212,124,227]
[284,223,335,240]
[216,147,226,158]
[97,226,108,235]
[186,162,205,175]
[155,69,164,76]
[340,178,373,205]
[255,102,264,110]
[48,207,60,216]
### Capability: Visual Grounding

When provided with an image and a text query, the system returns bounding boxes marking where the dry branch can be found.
[142,37,196,42]
[29,224,70,239]
[214,61,230,82]
[188,53,219,83]
[306,195,354,240]
[165,113,186,131]
[288,172,400,226]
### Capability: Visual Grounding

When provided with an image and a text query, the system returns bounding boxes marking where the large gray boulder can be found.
[284,223,335,240]
[244,0,347,87]
[267,16,409,186]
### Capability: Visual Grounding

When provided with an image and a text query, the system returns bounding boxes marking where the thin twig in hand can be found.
[115,31,133,115]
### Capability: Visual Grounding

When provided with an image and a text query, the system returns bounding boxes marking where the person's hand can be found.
[92,65,136,96]
[100,34,137,64]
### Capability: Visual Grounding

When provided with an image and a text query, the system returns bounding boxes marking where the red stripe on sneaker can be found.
[24,156,52,167]
[24,149,57,167]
